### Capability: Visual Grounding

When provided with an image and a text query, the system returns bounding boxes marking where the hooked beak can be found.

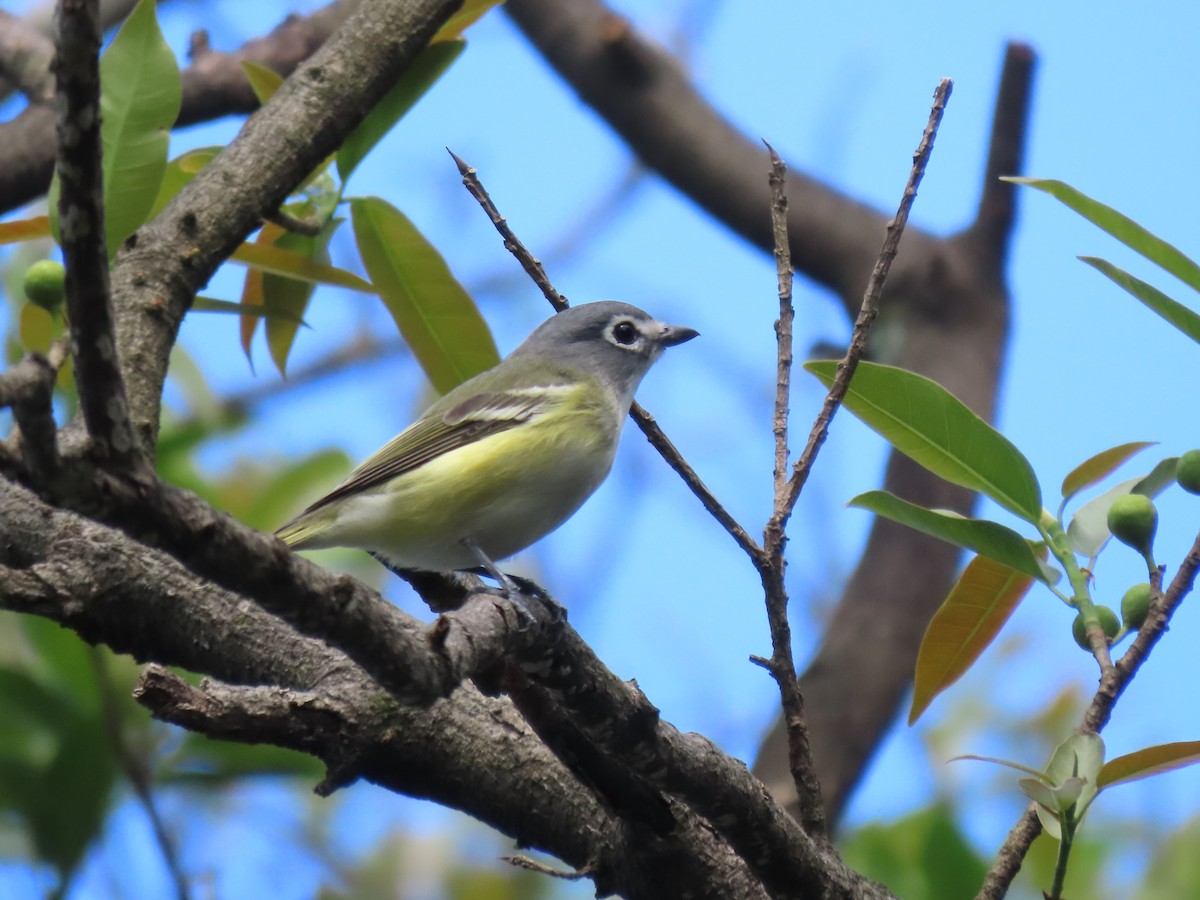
[659,324,700,347]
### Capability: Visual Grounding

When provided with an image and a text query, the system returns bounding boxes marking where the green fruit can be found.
[22,259,66,313]
[1177,449,1200,495]
[1072,606,1120,651]
[1106,493,1158,554]
[1121,583,1153,631]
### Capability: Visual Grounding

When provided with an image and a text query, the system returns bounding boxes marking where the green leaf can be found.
[89,0,182,256]
[909,554,1039,723]
[1005,177,1200,294]
[1097,741,1200,790]
[1046,732,1104,818]
[850,490,1046,581]
[1067,460,1177,558]
[337,41,465,185]
[1081,257,1200,346]
[1060,441,1156,510]
[805,360,1042,522]
[241,60,284,104]
[192,296,307,322]
[148,146,219,220]
[0,215,51,245]
[230,239,373,292]
[350,196,499,393]
[263,222,337,376]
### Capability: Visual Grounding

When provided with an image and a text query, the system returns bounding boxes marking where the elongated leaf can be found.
[350,196,499,393]
[241,60,284,104]
[909,554,1038,723]
[1006,178,1200,294]
[1097,741,1200,790]
[805,361,1042,522]
[230,241,373,293]
[238,223,281,365]
[850,490,1045,581]
[433,0,504,41]
[193,296,306,322]
[0,216,51,245]
[94,0,182,255]
[1067,460,1177,558]
[337,41,465,185]
[1061,441,1156,507]
[1082,257,1200,346]
[148,146,219,220]
[264,224,336,376]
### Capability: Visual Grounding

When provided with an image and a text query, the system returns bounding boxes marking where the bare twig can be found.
[450,151,765,563]
[754,145,827,838]
[53,0,138,467]
[767,144,793,500]
[449,149,569,312]
[501,855,596,880]
[751,83,954,838]
[778,78,953,527]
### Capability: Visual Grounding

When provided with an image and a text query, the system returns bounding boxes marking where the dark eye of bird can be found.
[612,321,639,345]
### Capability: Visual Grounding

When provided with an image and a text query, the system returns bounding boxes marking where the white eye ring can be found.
[610,320,640,346]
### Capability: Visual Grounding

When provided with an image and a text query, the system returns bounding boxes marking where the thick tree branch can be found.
[0,474,822,899]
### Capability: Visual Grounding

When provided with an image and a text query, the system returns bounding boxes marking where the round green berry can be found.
[21,259,66,313]
[1106,493,1158,555]
[1072,606,1120,651]
[1121,583,1153,631]
[1177,450,1200,495]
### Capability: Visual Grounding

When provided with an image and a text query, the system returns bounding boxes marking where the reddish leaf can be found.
[909,554,1038,724]
[0,216,51,245]
[1060,441,1156,506]
[1097,741,1200,790]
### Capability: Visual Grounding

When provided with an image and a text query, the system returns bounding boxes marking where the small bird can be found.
[276,301,698,589]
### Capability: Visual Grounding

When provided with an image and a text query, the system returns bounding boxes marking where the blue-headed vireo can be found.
[276,301,698,588]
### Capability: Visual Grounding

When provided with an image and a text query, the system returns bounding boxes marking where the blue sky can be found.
[3,0,1200,897]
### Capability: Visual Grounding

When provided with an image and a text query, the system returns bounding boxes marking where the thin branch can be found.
[449,149,569,312]
[751,82,954,838]
[777,78,953,529]
[767,144,793,501]
[53,0,138,467]
[977,530,1200,898]
[450,150,765,563]
[755,145,827,838]
[629,404,764,560]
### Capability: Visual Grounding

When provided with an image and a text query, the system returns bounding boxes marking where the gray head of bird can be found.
[510,301,699,404]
